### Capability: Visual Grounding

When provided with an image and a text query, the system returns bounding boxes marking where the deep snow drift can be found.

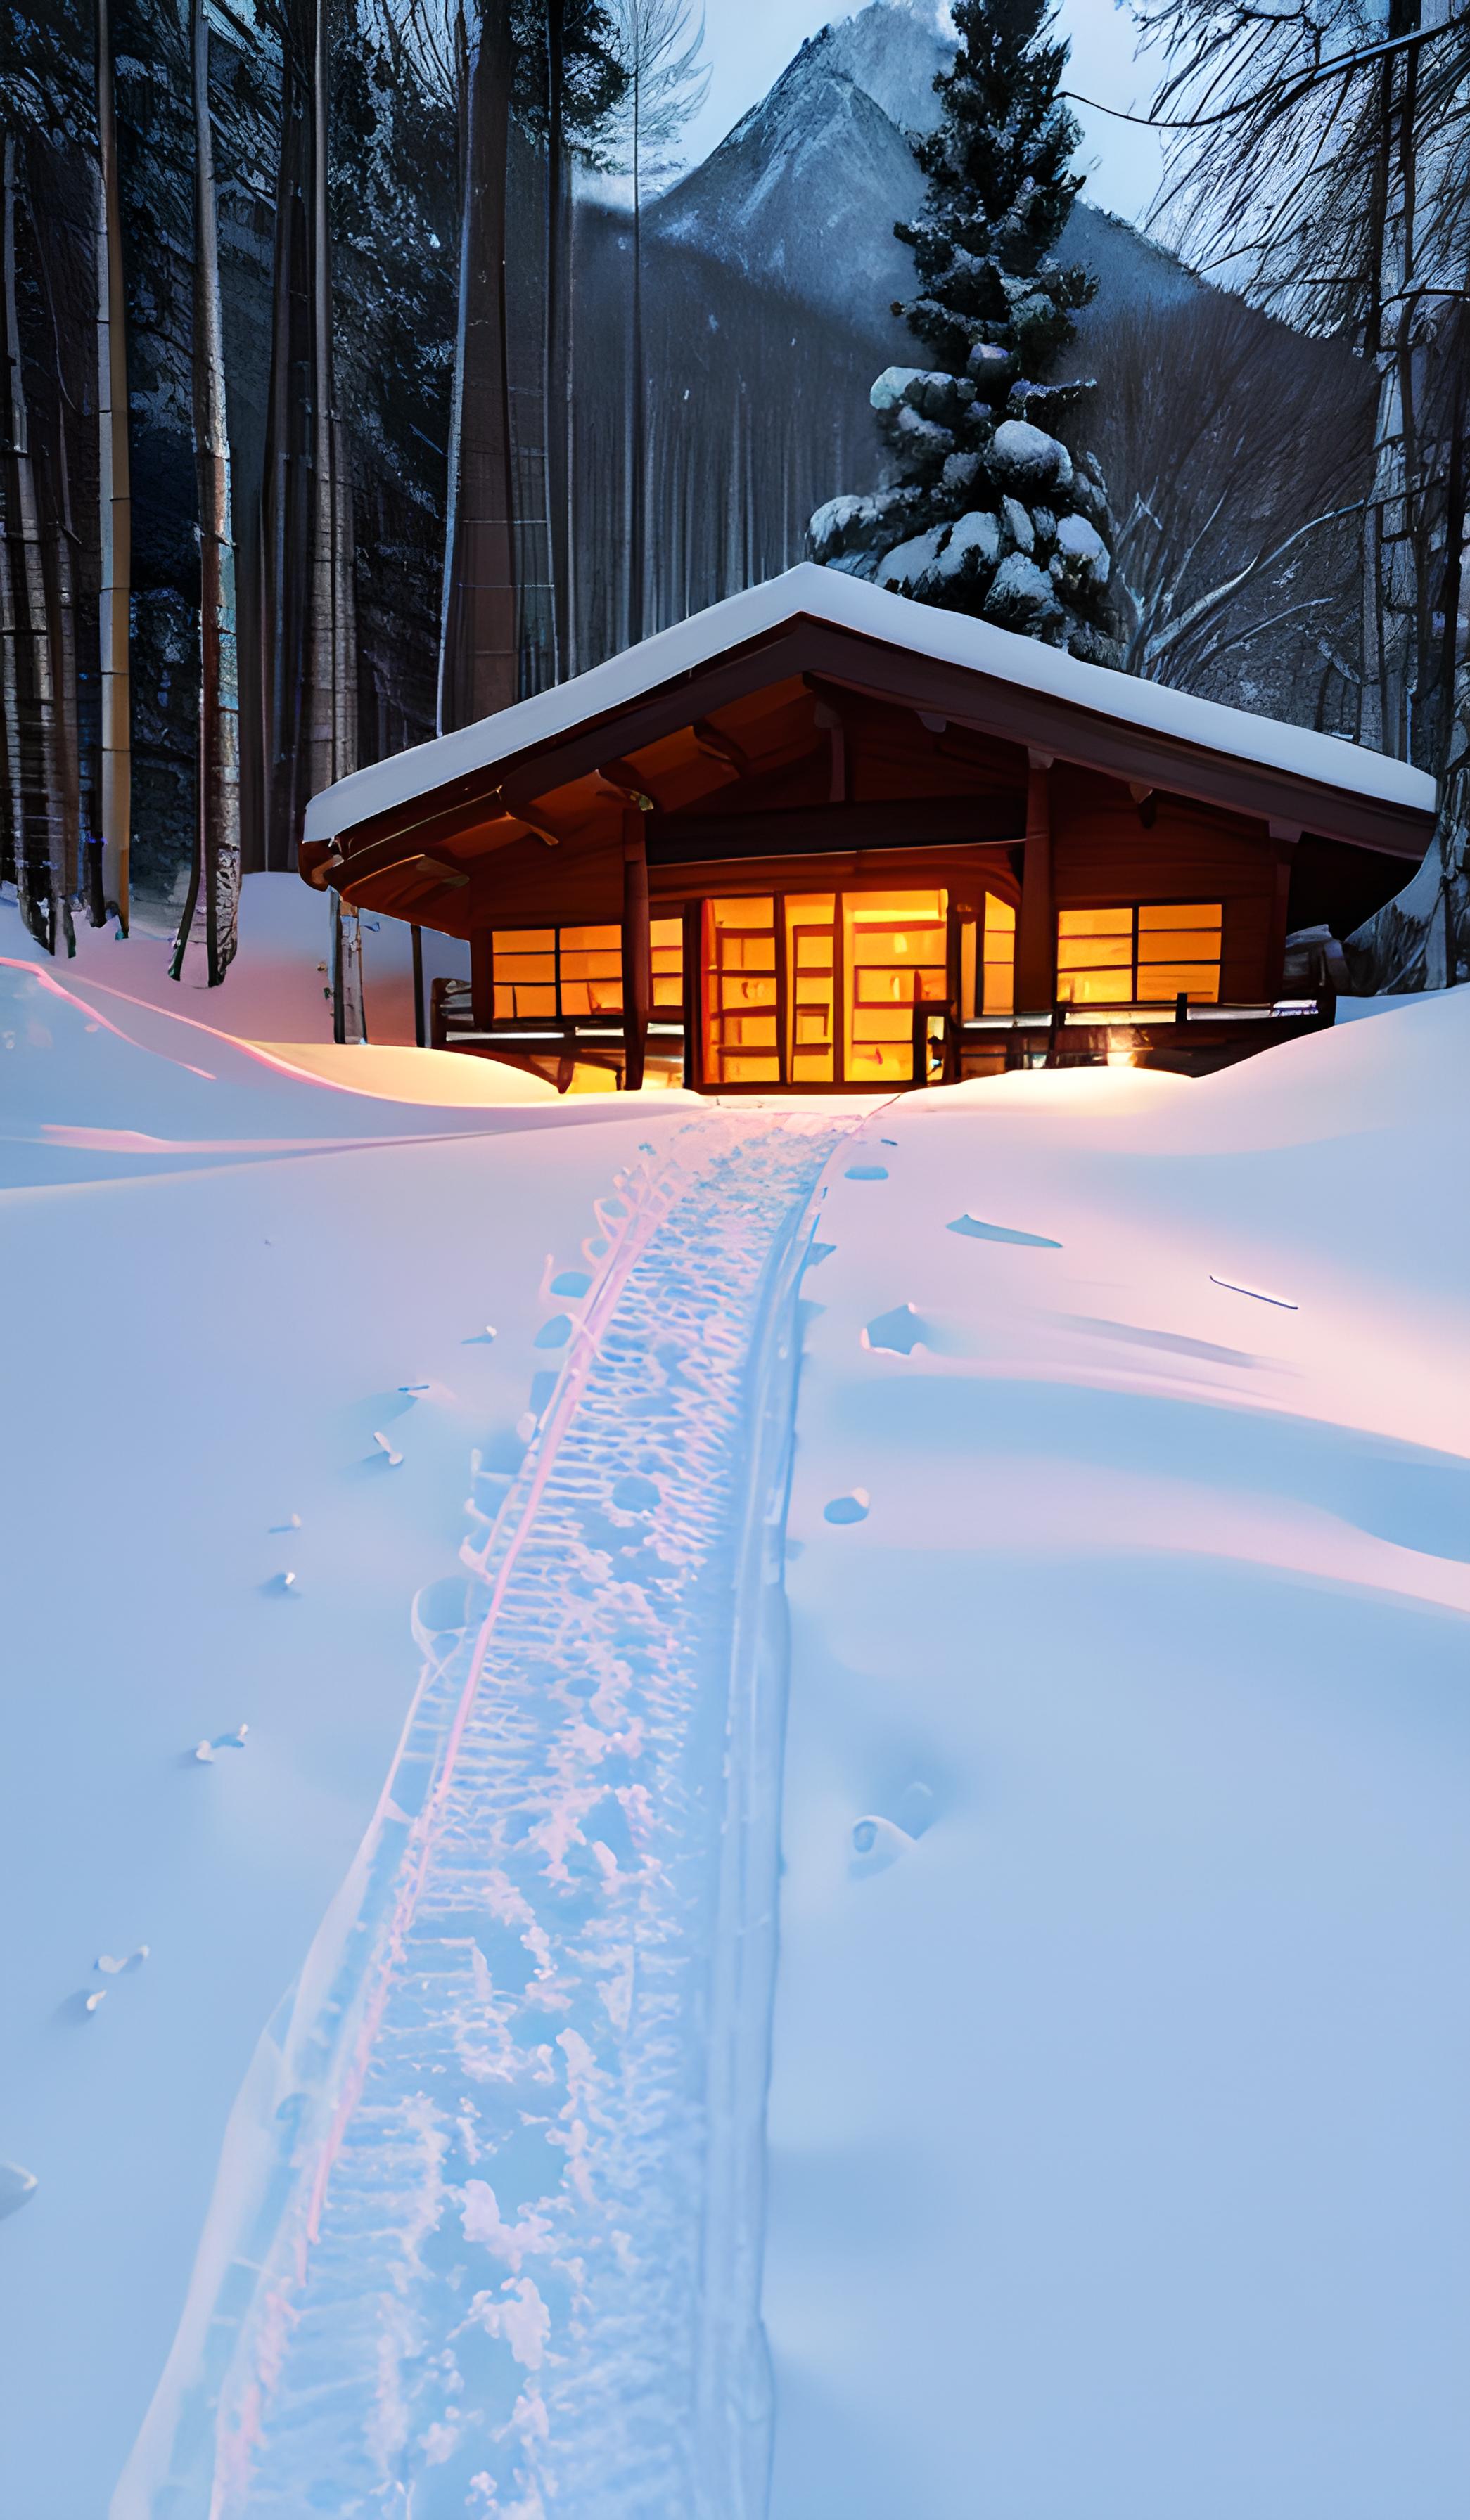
[2,941,1468,2520]
[769,1005,1470,2520]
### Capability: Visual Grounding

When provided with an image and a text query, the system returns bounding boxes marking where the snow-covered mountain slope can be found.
[648,0,1200,334]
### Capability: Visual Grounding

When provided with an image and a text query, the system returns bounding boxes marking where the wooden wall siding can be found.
[1049,778,1289,1003]
[647,842,1013,905]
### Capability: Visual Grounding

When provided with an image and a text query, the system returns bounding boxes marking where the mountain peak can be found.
[649,0,1199,335]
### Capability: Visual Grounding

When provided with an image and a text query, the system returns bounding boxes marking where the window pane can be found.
[560,924,620,951]
[848,1042,912,1081]
[857,968,916,1003]
[494,928,555,953]
[982,959,1014,1017]
[506,985,558,1017]
[847,889,943,923]
[559,950,620,981]
[1059,970,1131,1005]
[711,896,773,927]
[842,889,946,1081]
[650,918,682,947]
[724,1055,781,1083]
[786,895,836,1082]
[652,977,682,1008]
[1138,901,1220,932]
[980,894,1014,1017]
[1137,965,1221,1004]
[1057,933,1131,970]
[1139,935,1222,970]
[495,953,556,982]
[1059,907,1131,938]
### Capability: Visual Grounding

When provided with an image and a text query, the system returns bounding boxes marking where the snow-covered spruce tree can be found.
[808,0,1118,661]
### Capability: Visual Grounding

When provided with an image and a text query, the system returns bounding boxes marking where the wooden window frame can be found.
[1056,901,1223,1008]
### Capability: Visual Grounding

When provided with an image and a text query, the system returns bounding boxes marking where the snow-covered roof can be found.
[305,564,1436,844]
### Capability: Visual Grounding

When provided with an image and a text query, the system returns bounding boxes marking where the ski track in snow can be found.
[118,1109,852,2520]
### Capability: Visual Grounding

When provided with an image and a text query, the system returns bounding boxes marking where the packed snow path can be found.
[118,1111,851,2520]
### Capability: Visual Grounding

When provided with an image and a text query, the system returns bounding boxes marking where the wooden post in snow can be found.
[1016,749,1054,1015]
[621,810,651,1091]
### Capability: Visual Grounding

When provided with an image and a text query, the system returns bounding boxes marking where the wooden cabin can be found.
[300,567,1436,1091]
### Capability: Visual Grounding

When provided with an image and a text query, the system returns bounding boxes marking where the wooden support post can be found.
[1015,751,1054,1015]
[681,899,701,1090]
[1267,840,1296,1000]
[411,924,426,1048]
[470,929,494,1032]
[621,812,651,1091]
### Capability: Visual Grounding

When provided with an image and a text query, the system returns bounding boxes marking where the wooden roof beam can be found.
[690,716,751,779]
[595,757,660,812]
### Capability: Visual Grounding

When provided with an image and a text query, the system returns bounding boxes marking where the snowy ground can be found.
[2,918,1468,2519]
[0,872,470,1048]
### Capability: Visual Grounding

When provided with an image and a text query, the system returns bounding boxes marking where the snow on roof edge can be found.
[304,565,1437,843]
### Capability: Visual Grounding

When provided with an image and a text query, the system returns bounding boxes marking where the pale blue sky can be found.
[679,0,1168,226]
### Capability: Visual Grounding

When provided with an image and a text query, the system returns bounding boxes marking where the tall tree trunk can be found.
[96,0,131,928]
[30,161,83,920]
[305,0,362,1036]
[626,66,644,647]
[173,0,241,985]
[0,506,24,899]
[439,0,517,733]
[545,0,568,680]
[260,0,314,868]
[43,384,82,922]
[3,135,67,952]
[307,0,352,803]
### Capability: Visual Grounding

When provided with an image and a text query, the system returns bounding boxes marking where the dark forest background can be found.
[3,0,1466,984]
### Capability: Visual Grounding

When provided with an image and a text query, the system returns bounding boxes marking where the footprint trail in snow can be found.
[117,1110,850,2520]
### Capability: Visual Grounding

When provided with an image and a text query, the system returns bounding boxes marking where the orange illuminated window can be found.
[980,893,1015,1014]
[786,894,837,1084]
[651,917,683,1008]
[843,890,947,1083]
[492,922,682,1022]
[704,897,780,1084]
[703,890,951,1086]
[1056,904,1222,1005]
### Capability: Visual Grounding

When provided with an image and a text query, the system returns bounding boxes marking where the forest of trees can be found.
[2,0,1467,990]
[1134,0,1470,982]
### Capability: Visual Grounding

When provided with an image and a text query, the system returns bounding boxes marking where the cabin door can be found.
[699,889,950,1090]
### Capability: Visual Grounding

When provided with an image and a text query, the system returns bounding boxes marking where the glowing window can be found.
[704,898,781,1084]
[843,890,947,1084]
[979,894,1015,1015]
[785,894,837,1084]
[1056,904,1222,1005]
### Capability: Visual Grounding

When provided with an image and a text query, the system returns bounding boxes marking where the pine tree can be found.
[809,0,1119,662]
